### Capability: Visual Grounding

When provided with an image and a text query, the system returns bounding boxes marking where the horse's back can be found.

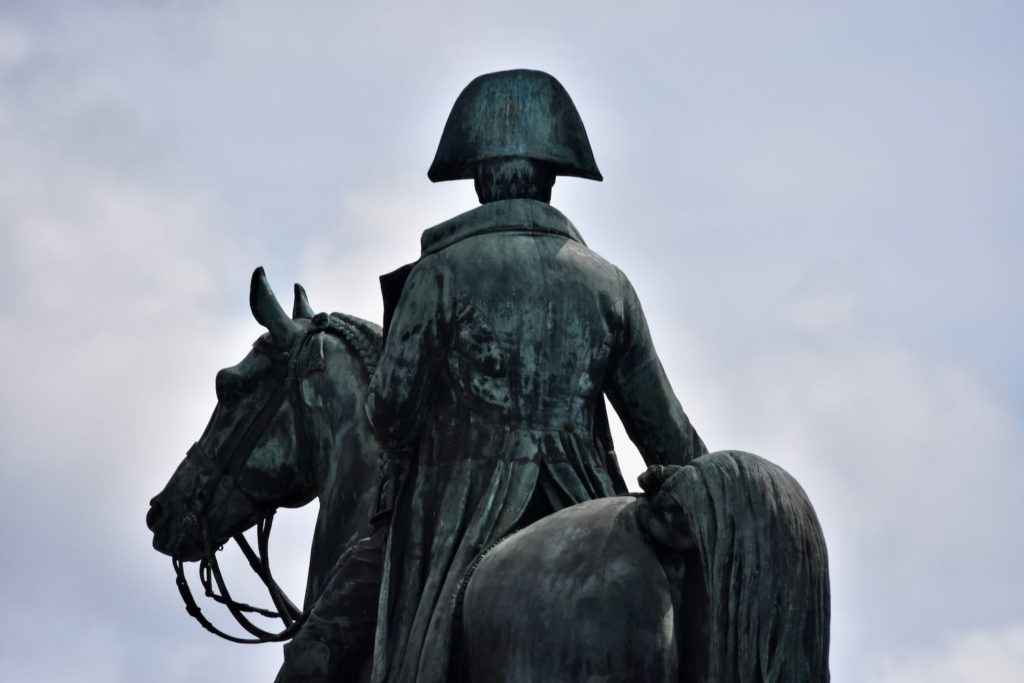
[462,496,678,683]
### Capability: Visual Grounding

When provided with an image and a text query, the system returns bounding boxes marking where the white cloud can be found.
[1,2,1022,681]
[0,14,285,678]
[294,179,477,323]
[606,276,1024,681]
[0,19,30,69]
[872,624,1024,683]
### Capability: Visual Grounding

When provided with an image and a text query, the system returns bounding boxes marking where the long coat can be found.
[366,198,706,683]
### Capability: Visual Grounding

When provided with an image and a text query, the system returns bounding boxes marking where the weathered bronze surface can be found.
[148,69,830,682]
[463,451,829,682]
[147,271,385,643]
[428,69,603,181]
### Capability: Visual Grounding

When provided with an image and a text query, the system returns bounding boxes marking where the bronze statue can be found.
[366,68,707,683]
[147,69,830,682]
[146,276,384,654]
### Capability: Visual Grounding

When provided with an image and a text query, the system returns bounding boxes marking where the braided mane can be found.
[325,313,383,380]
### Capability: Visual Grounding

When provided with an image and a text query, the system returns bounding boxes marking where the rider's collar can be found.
[420,199,586,257]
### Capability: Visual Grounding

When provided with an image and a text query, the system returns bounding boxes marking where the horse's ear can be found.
[293,283,315,319]
[250,267,297,348]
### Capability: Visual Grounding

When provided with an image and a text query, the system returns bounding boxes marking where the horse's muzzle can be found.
[146,498,164,532]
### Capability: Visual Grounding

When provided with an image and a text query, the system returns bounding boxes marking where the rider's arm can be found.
[366,255,454,451]
[604,270,707,468]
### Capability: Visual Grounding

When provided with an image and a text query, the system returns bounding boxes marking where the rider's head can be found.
[428,69,602,204]
[473,158,554,204]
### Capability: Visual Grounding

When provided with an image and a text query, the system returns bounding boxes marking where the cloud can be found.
[0,19,30,69]
[0,12,287,680]
[605,270,1024,680]
[1,2,1022,681]
[871,624,1024,683]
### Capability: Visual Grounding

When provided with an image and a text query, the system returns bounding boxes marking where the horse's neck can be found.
[303,340,380,607]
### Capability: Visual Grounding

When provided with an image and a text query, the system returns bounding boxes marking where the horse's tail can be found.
[638,451,830,683]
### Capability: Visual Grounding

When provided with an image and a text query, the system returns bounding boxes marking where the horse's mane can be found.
[297,313,384,606]
[326,313,383,379]
[670,451,830,682]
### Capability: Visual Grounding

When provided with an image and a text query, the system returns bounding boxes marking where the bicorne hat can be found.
[428,69,602,182]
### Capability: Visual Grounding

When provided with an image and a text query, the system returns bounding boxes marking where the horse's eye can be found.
[215,370,241,406]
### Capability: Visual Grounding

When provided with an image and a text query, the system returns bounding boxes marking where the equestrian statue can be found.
[147,69,831,682]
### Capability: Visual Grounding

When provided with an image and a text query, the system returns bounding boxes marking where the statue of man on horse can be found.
[280,67,707,682]
[147,69,830,683]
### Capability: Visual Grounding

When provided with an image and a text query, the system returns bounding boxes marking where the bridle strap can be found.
[173,555,304,644]
[221,367,292,482]
[174,368,292,552]
[172,512,307,643]
[234,515,301,623]
[171,328,327,644]
[206,553,282,640]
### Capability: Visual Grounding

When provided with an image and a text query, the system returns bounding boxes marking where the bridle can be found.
[170,317,332,644]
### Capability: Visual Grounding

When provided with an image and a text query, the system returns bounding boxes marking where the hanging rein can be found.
[170,317,337,644]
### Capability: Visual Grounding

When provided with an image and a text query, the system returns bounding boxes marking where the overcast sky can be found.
[1,1,1022,681]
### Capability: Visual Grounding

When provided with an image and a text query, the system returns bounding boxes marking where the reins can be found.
[173,514,304,643]
[170,319,333,644]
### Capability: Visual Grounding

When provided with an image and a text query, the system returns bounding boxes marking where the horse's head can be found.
[147,267,337,561]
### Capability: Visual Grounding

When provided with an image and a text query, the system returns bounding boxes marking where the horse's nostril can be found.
[147,500,164,531]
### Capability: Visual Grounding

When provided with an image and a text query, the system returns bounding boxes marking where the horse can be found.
[146,266,385,657]
[463,454,831,682]
[147,268,830,682]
